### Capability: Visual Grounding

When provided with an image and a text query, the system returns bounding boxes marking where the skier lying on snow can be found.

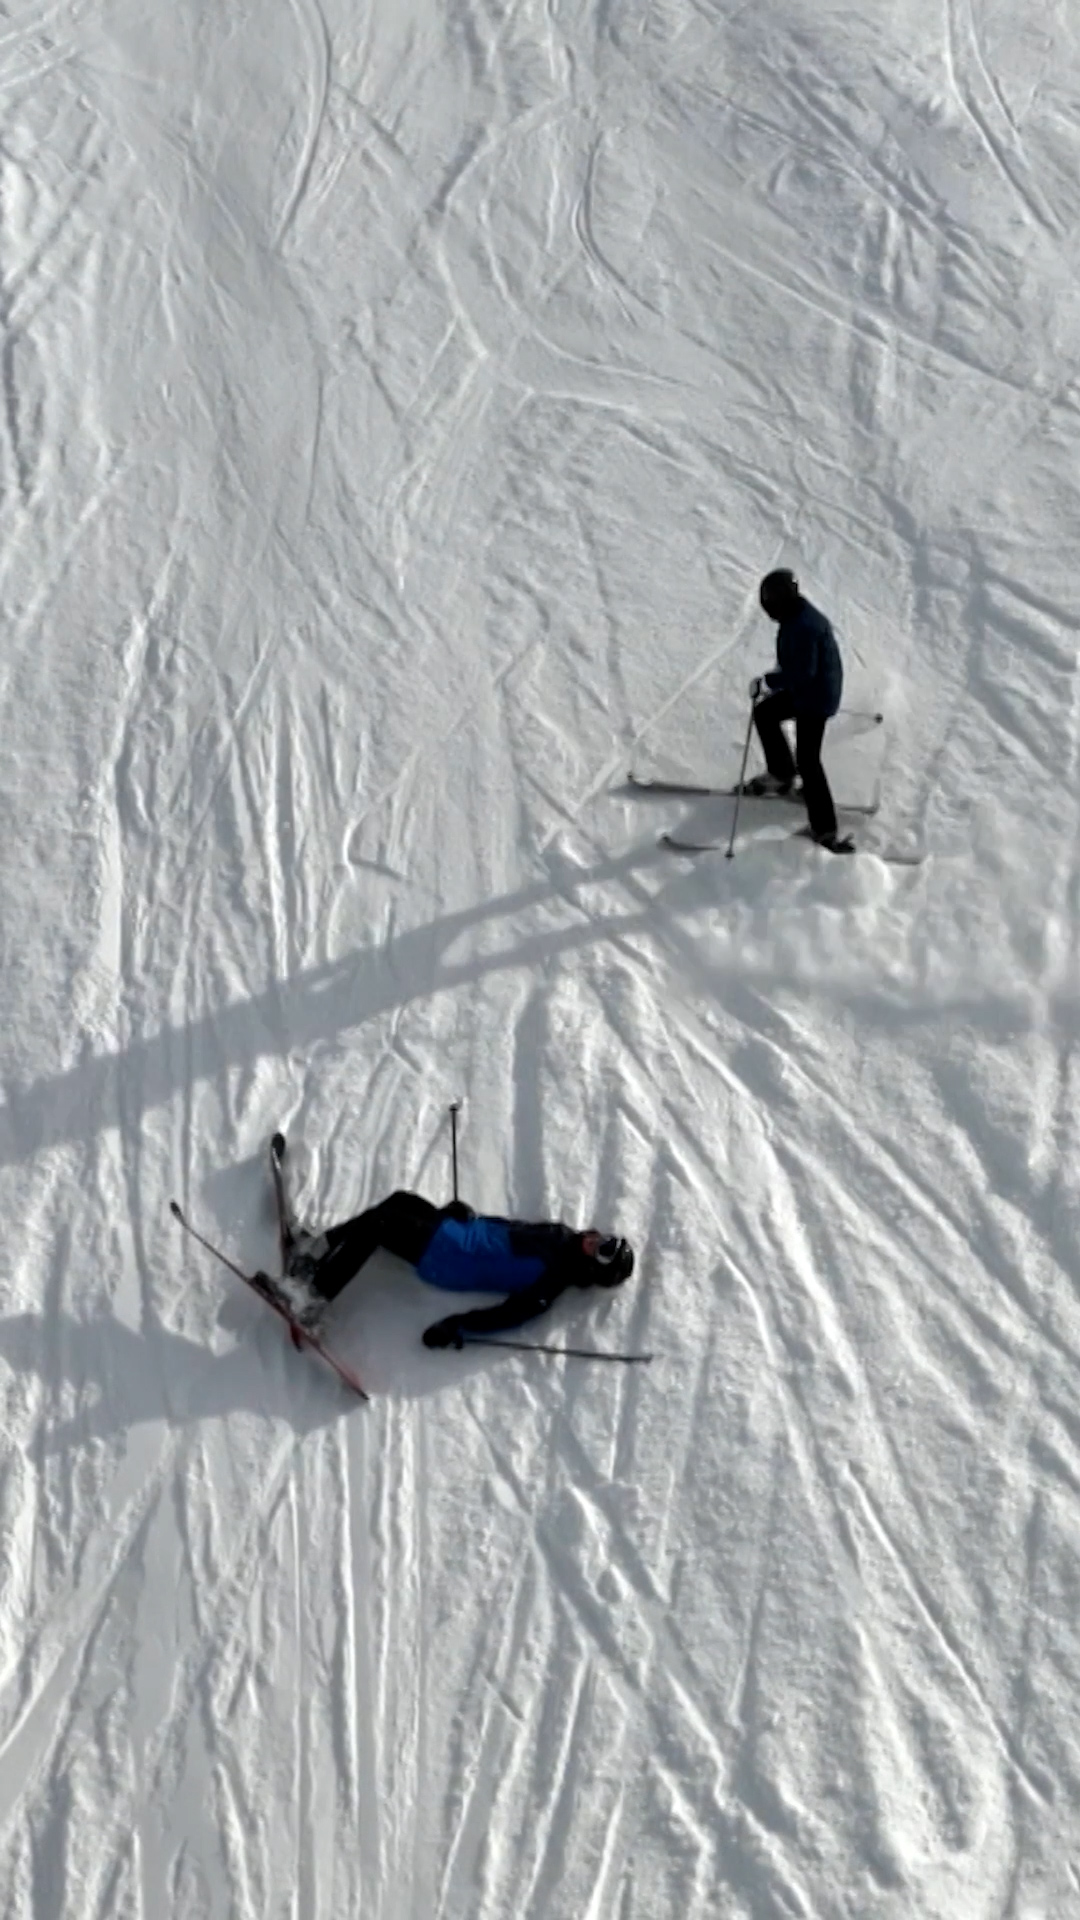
[744,568,852,855]
[262,1192,636,1347]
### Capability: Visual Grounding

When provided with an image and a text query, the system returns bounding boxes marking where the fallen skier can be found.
[262,1187,635,1349]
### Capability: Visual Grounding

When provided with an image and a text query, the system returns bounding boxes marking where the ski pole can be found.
[449,1100,461,1201]
[169,1200,249,1282]
[462,1334,652,1364]
[726,690,759,860]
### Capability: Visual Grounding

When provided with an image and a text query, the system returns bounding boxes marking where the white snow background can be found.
[1,0,1079,1914]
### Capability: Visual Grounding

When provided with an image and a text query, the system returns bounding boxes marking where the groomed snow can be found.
[2,0,1080,1913]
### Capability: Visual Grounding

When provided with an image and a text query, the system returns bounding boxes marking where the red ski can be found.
[169,1170,368,1400]
[244,1263,368,1399]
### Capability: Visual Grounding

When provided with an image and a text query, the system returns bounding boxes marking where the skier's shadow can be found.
[0,735,894,1184]
[0,842,671,1177]
[0,1309,349,1451]
[0,1267,602,1443]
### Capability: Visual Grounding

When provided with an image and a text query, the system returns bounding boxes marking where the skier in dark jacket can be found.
[745,569,851,853]
[268,1192,635,1347]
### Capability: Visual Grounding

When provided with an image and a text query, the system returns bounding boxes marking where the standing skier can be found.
[744,569,851,854]
[263,1190,636,1347]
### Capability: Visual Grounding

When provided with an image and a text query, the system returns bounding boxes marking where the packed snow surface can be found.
[2,0,1080,1914]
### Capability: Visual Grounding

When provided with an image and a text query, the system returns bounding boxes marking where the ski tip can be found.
[271,1131,286,1157]
[169,1199,183,1220]
[661,833,711,853]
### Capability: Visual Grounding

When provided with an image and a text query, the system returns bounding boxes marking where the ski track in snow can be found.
[1,0,1080,1913]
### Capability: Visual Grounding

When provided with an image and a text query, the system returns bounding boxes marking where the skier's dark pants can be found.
[753,693,837,840]
[312,1191,441,1301]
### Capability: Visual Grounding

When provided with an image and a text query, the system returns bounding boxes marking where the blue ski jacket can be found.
[418,1210,590,1337]
[765,597,843,717]
[417,1214,568,1293]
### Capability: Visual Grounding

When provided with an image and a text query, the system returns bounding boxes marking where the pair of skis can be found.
[662,827,922,865]
[629,772,924,866]
[170,1135,368,1400]
[627,771,878,814]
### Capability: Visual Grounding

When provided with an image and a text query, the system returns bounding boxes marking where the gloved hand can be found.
[441,1199,476,1223]
[749,676,764,701]
[423,1318,465,1350]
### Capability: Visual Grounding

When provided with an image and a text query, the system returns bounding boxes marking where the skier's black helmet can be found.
[759,569,800,619]
[588,1233,635,1286]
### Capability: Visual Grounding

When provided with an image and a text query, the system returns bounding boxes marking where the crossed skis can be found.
[171,1136,368,1399]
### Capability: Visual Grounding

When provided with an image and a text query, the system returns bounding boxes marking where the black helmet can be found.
[590,1233,635,1286]
[759,569,799,619]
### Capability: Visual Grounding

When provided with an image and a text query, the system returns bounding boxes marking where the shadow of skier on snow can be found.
[0,1307,356,1450]
[0,841,671,1175]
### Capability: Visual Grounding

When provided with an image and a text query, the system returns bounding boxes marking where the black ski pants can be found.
[753,693,837,840]
[311,1191,442,1302]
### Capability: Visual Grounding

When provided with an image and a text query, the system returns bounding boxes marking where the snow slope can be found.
[2,0,1080,1913]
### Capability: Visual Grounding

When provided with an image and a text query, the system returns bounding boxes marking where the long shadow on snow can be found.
[0,845,672,1172]
[0,1309,350,1448]
[0,831,1049,1186]
[1,828,1039,1417]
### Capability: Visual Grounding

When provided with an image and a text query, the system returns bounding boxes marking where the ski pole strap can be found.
[461,1334,652,1364]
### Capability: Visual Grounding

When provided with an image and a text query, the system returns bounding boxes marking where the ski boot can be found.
[738,773,795,798]
[254,1268,327,1335]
